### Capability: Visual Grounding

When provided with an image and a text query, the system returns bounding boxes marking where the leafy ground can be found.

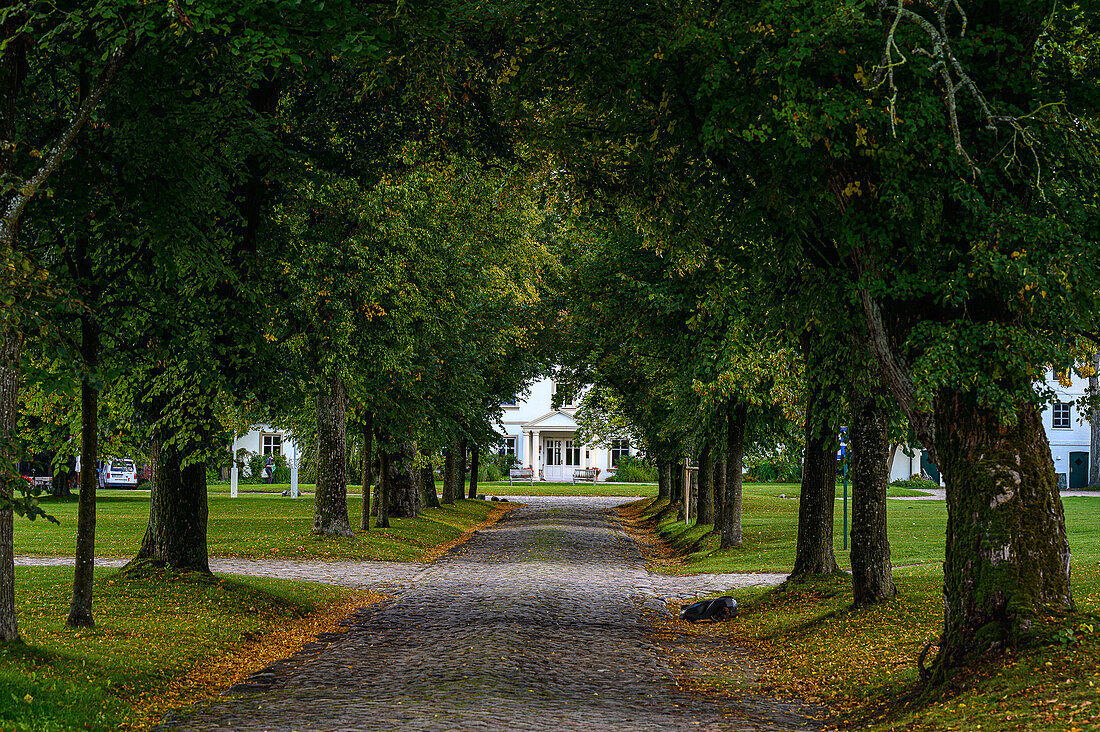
[621,488,1100,732]
[17,494,506,560]
[1,566,378,732]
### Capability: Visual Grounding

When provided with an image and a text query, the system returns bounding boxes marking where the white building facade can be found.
[497,377,633,481]
[232,424,302,475]
[1043,372,1093,490]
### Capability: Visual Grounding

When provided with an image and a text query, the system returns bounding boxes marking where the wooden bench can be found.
[572,468,599,485]
[509,467,535,486]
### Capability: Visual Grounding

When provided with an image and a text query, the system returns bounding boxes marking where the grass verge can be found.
[621,493,1100,731]
[1,566,379,732]
[17,495,504,561]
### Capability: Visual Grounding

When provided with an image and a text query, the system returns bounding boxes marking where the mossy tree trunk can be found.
[131,436,210,572]
[68,310,99,626]
[849,385,897,604]
[698,441,714,525]
[457,437,468,500]
[657,458,670,500]
[711,451,726,535]
[377,448,390,529]
[933,394,1073,674]
[468,445,479,499]
[0,329,22,641]
[360,413,373,531]
[442,442,456,505]
[313,374,352,537]
[420,447,440,508]
[791,358,840,577]
[721,402,746,549]
[384,442,420,519]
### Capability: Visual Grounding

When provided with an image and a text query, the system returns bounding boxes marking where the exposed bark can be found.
[312,375,352,536]
[1090,352,1100,487]
[0,329,22,641]
[420,447,440,508]
[442,443,456,505]
[698,441,714,525]
[384,443,420,519]
[657,458,670,500]
[849,385,898,604]
[469,446,480,499]
[721,403,746,549]
[130,436,210,572]
[458,437,468,500]
[360,414,373,531]
[377,448,390,528]
[933,395,1073,674]
[68,312,100,626]
[791,349,841,577]
[711,452,726,535]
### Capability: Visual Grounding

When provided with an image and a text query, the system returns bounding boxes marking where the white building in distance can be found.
[497,377,632,482]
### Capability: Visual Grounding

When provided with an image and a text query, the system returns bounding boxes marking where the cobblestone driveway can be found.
[154,497,814,731]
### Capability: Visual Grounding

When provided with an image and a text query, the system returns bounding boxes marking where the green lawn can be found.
[629,486,1100,732]
[1,566,362,732]
[17,492,501,561]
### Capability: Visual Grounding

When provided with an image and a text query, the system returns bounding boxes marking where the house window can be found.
[610,439,630,467]
[565,440,580,466]
[503,395,518,407]
[262,433,282,456]
[501,437,516,456]
[546,439,562,466]
[1052,402,1071,429]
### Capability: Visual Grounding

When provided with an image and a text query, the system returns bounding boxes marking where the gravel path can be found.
[142,496,813,731]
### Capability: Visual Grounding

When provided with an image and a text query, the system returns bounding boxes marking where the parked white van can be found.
[101,459,138,489]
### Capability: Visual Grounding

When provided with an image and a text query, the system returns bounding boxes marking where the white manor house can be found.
[495,378,632,482]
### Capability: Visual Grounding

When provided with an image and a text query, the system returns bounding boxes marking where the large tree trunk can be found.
[377,448,390,528]
[932,395,1072,674]
[698,441,714,525]
[130,437,210,572]
[442,442,456,505]
[849,385,897,604]
[791,351,841,577]
[68,313,99,626]
[457,438,468,500]
[385,443,421,519]
[420,447,440,508]
[657,458,670,500]
[468,445,479,499]
[360,414,373,531]
[711,451,726,535]
[0,329,22,641]
[313,375,352,537]
[721,403,746,549]
[1090,352,1100,487]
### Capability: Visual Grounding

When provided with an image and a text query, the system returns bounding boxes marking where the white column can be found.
[290,441,300,498]
[230,464,238,498]
[532,430,541,478]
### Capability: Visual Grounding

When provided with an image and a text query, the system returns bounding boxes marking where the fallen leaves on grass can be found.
[116,590,386,731]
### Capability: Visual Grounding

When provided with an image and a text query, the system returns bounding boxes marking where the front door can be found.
[544,439,564,481]
[1070,451,1089,490]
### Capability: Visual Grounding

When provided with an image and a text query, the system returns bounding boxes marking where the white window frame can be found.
[1052,402,1071,429]
[262,433,283,456]
[610,439,630,467]
[502,437,516,456]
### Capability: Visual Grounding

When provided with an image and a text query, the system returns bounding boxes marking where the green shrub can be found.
[612,454,658,482]
[890,475,939,491]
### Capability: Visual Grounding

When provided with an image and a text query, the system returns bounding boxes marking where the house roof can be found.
[521,410,579,430]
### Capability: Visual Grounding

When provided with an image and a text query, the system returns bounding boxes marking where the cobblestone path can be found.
[156,498,817,731]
